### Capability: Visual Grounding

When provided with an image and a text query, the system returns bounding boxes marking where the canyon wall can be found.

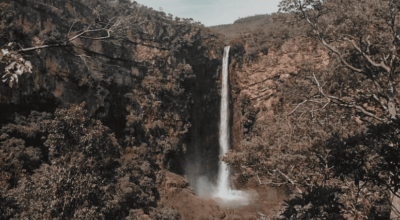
[0,0,226,218]
[0,0,224,172]
[0,1,334,218]
[229,37,330,151]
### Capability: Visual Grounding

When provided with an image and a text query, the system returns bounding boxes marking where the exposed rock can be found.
[230,37,330,149]
[0,0,226,218]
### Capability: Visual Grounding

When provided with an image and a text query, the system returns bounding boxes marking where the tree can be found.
[0,0,146,88]
[0,2,33,88]
[9,103,124,219]
[279,0,400,122]
[124,63,194,170]
[267,0,400,218]
[0,103,168,219]
[223,3,400,214]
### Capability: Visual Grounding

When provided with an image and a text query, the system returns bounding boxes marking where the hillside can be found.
[208,14,272,41]
[0,0,226,219]
[221,0,400,219]
[1,0,400,219]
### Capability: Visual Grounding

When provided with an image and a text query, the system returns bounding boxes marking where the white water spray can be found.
[212,46,252,206]
[216,46,231,195]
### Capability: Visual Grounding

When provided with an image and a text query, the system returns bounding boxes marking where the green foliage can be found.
[0,104,169,219]
[225,66,391,218]
[279,0,400,121]
[327,120,400,196]
[45,103,121,169]
[0,111,51,190]
[239,95,256,134]
[7,103,123,219]
[124,63,194,169]
[149,205,182,220]
[225,0,400,217]
[282,185,344,220]
[0,137,42,189]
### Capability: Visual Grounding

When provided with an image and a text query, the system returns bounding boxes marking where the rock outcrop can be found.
[229,37,330,149]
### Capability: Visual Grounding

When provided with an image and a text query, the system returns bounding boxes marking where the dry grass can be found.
[207,14,271,42]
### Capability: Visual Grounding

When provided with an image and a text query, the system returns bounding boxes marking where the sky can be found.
[135,0,282,26]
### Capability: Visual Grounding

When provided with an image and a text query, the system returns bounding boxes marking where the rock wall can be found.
[0,1,337,218]
[0,0,225,198]
[229,37,330,150]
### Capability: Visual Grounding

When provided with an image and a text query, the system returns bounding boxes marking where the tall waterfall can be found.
[213,46,251,205]
[216,46,231,196]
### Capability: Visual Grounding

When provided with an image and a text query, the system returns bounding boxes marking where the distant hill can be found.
[233,14,272,24]
[207,14,273,41]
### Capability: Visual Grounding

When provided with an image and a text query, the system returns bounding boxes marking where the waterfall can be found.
[216,46,231,196]
[212,46,251,205]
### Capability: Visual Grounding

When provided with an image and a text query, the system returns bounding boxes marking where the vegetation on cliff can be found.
[5,0,400,219]
[0,0,223,219]
[225,0,400,219]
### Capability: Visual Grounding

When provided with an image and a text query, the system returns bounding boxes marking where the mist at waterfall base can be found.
[194,175,256,208]
[192,46,255,208]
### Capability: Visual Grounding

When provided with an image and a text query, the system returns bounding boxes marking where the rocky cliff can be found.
[229,37,329,150]
[0,1,327,219]
[0,0,227,219]
[1,0,225,169]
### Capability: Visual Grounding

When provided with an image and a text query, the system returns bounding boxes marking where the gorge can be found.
[0,0,227,219]
[2,0,399,219]
[0,1,305,219]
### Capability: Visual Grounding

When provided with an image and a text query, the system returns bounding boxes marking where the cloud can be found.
[135,0,281,26]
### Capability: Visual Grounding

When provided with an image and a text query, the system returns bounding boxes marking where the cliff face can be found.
[0,0,224,169]
[229,37,329,150]
[0,0,225,218]
[192,37,332,219]
[0,1,329,218]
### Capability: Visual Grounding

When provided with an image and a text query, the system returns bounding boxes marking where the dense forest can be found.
[0,0,222,219]
[2,0,400,219]
[221,0,400,219]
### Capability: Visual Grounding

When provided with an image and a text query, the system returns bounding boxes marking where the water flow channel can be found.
[212,46,251,206]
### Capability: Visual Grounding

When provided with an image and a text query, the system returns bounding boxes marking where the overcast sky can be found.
[135,0,282,26]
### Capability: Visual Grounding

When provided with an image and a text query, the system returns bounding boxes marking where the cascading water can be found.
[216,46,231,196]
[212,46,251,205]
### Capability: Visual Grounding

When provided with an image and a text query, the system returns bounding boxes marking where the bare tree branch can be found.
[276,169,303,194]
[368,89,388,110]
[18,44,65,52]
[287,100,309,116]
[311,73,388,123]
[287,71,387,122]
[296,2,397,121]
[298,3,363,73]
[319,38,364,73]
[343,38,391,74]
[18,16,124,53]
[68,21,77,37]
